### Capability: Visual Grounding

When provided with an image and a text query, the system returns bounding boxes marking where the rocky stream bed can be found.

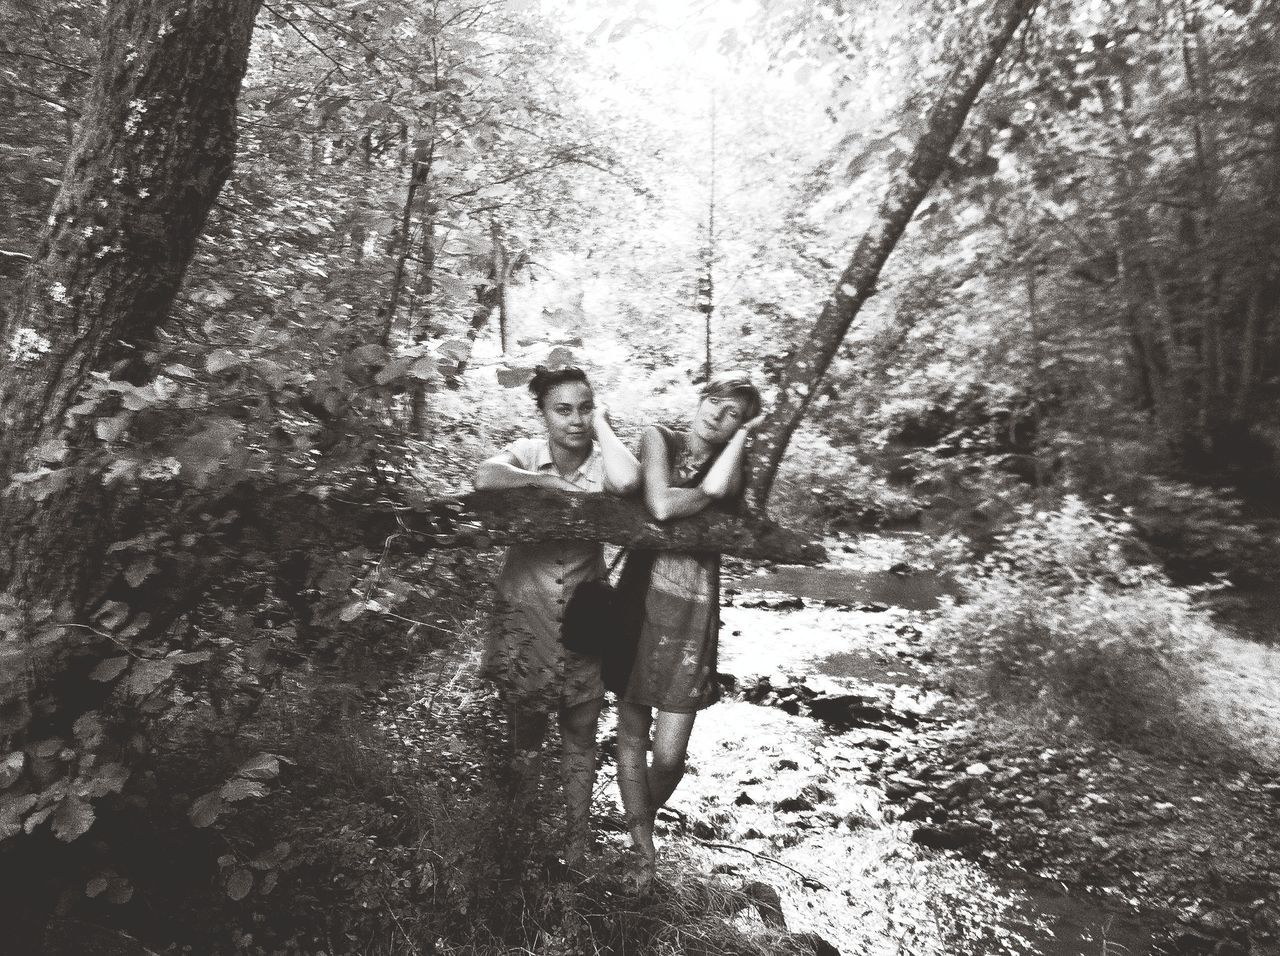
[580,534,1280,956]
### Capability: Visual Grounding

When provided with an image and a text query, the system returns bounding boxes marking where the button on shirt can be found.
[483,436,608,708]
[495,437,606,610]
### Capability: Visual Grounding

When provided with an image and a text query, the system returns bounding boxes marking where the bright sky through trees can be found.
[476,0,853,403]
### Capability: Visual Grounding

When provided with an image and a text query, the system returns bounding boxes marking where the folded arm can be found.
[699,428,749,500]
[641,426,711,522]
[594,406,641,495]
[474,449,575,491]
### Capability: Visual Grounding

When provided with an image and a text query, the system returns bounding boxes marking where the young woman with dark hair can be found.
[475,365,640,868]
[613,370,765,885]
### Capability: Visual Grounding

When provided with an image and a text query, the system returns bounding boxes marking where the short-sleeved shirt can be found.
[495,437,605,600]
[482,437,607,708]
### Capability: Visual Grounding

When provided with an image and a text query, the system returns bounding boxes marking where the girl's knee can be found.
[617,703,652,740]
[615,730,649,757]
[650,747,686,774]
[559,698,601,748]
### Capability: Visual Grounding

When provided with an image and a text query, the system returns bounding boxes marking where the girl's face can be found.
[693,392,752,447]
[540,381,594,452]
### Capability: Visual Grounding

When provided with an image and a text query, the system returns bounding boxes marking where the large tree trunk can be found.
[746,0,1037,507]
[0,0,262,727]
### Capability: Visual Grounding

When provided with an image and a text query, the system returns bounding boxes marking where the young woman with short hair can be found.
[613,370,765,883]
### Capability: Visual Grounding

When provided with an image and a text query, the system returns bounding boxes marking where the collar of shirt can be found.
[531,440,601,488]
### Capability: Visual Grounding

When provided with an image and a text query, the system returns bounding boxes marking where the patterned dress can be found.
[620,428,723,714]
[481,437,606,710]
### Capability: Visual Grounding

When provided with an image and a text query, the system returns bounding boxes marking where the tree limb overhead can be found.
[357,488,825,564]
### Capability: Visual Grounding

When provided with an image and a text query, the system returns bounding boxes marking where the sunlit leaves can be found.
[85,869,133,904]
[226,868,254,900]
[205,350,240,374]
[0,794,37,841]
[172,419,243,487]
[90,657,130,682]
[72,712,105,749]
[123,658,176,698]
[189,753,287,829]
[81,762,129,799]
[0,752,25,789]
[236,753,283,781]
[51,794,94,841]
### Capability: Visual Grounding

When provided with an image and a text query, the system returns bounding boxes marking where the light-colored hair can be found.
[700,369,762,421]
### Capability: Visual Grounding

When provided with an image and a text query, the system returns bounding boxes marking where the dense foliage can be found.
[798,0,1280,563]
[1,0,1278,953]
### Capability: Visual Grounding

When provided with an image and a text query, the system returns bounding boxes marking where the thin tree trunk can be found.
[1234,289,1264,420]
[408,30,441,433]
[1104,45,1196,453]
[1180,0,1227,444]
[409,188,437,436]
[747,0,1037,506]
[381,158,424,346]
[1023,259,1053,487]
[705,90,716,379]
[493,219,509,354]
[1116,240,1181,442]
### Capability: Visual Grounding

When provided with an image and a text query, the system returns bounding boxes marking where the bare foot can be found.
[622,845,657,895]
[630,826,656,862]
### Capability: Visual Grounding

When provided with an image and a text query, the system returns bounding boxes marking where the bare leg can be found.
[647,710,696,817]
[615,702,656,869]
[558,696,603,868]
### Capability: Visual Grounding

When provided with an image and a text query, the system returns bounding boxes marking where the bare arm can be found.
[593,404,641,495]
[641,426,712,522]
[474,449,575,491]
[699,412,765,499]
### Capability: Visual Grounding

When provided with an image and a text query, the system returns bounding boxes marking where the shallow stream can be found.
[602,533,1156,956]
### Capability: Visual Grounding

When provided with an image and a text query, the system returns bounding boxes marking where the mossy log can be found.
[309,487,826,564]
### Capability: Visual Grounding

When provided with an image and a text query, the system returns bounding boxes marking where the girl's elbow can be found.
[701,482,728,501]
[645,496,674,521]
[606,477,639,496]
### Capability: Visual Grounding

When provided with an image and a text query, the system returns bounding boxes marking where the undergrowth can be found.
[23,632,824,956]
[929,496,1220,742]
[201,659,824,956]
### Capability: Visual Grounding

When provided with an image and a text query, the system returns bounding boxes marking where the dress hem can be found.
[614,694,715,714]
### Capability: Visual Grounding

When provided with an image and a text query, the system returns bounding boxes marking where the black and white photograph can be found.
[1,0,1278,953]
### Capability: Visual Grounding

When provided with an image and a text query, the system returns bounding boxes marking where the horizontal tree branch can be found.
[274,486,826,564]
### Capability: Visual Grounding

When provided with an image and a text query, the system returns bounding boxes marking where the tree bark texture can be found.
[271,487,826,565]
[0,0,262,713]
[0,0,263,486]
[746,0,1037,507]
[425,488,824,563]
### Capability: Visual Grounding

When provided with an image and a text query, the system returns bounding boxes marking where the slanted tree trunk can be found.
[746,0,1037,507]
[0,0,262,723]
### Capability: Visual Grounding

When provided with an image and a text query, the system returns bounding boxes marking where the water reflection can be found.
[689,534,1155,956]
